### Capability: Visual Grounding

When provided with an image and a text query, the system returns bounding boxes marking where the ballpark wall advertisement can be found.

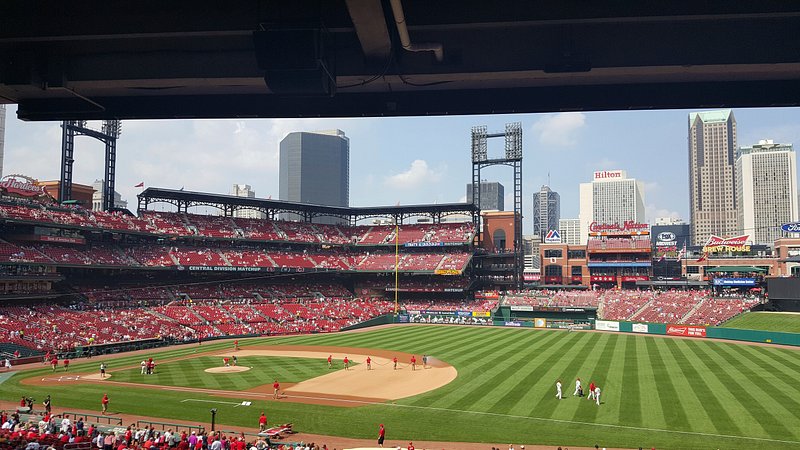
[666,324,707,337]
[595,320,620,331]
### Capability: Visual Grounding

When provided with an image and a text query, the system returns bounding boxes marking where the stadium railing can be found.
[64,411,123,426]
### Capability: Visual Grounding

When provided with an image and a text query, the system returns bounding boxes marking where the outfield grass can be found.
[722,312,800,333]
[5,326,800,449]
[109,356,335,390]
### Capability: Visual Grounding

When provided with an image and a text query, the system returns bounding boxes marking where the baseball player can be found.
[573,378,582,396]
[555,380,562,399]
[366,356,371,370]
[273,380,280,399]
[410,355,417,371]
[588,381,596,401]
[393,356,398,370]
[327,355,332,369]
[594,385,601,405]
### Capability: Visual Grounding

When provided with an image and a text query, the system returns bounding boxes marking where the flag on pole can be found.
[676,242,686,262]
[134,182,144,188]
[696,252,707,263]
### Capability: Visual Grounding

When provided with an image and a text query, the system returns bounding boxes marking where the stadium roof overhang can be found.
[2,1,800,121]
[137,187,477,222]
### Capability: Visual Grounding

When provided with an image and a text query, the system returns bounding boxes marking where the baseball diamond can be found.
[4,325,800,449]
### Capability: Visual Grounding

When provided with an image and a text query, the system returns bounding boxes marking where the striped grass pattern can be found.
[6,326,800,449]
[722,312,800,333]
[109,356,334,390]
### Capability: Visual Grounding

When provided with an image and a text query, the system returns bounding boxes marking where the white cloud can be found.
[645,204,681,223]
[384,159,442,190]
[531,112,586,147]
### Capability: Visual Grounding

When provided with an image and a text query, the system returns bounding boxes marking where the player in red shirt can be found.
[51,357,58,372]
[273,380,280,399]
[343,356,349,370]
[366,356,371,370]
[393,356,398,370]
[410,355,417,371]
[19,396,26,407]
[101,393,109,415]
[407,442,415,450]
[327,355,332,369]
[234,340,239,351]
[377,423,385,447]
[258,412,267,432]
[588,381,596,401]
[63,359,70,371]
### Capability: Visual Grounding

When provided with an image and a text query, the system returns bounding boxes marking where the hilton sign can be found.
[593,170,625,180]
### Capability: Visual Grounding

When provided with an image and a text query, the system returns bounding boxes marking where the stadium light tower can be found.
[470,122,524,287]
[60,119,122,211]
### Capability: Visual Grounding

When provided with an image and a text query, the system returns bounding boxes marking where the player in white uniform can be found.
[555,380,562,399]
[594,386,601,405]
[573,378,582,396]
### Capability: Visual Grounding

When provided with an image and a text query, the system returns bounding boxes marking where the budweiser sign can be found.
[667,325,706,338]
[0,175,47,197]
[702,235,751,253]
[589,221,650,233]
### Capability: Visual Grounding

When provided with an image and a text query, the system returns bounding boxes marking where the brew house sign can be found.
[0,175,47,197]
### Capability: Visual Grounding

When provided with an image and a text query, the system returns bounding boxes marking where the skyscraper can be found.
[736,140,798,244]
[466,181,504,211]
[559,218,581,245]
[91,179,127,211]
[532,185,560,240]
[231,184,266,219]
[688,109,738,245]
[279,130,349,223]
[578,170,646,244]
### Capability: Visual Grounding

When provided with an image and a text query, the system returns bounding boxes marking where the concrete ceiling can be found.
[2,0,800,120]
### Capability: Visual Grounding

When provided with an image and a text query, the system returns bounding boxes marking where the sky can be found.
[3,105,800,234]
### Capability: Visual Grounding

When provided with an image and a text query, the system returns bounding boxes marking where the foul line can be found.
[180,399,240,406]
[386,403,800,446]
[198,390,799,446]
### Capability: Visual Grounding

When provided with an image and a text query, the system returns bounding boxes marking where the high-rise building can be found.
[466,181,504,211]
[689,109,739,245]
[279,130,349,224]
[231,184,266,219]
[654,217,685,226]
[559,218,581,245]
[578,170,646,244]
[532,185,560,240]
[736,140,798,244]
[0,105,5,178]
[91,179,127,211]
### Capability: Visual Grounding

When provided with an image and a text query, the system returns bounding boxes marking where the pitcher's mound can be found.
[205,366,251,373]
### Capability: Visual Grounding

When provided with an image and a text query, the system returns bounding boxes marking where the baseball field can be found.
[5,324,800,449]
[721,311,800,333]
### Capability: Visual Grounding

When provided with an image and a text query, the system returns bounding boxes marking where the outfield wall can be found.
[594,320,800,346]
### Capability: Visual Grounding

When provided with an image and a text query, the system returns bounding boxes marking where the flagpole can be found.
[394,223,399,315]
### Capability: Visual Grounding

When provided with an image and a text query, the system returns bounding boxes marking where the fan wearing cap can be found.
[377,423,385,447]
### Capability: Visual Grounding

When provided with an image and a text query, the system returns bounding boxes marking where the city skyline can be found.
[3,105,800,235]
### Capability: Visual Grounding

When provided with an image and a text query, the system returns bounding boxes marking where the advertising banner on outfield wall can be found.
[632,323,649,333]
[472,311,491,317]
[510,305,534,312]
[595,320,620,331]
[666,324,706,337]
[534,318,547,328]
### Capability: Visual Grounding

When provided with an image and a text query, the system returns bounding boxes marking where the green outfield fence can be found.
[594,319,800,346]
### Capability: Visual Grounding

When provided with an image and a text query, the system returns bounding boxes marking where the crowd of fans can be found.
[0,203,475,246]
[502,288,762,326]
[0,410,323,450]
[0,241,472,274]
